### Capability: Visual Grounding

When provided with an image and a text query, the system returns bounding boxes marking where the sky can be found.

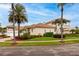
[0,3,79,27]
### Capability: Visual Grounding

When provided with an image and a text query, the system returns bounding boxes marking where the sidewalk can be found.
[0,37,11,42]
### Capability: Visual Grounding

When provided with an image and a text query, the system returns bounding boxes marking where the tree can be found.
[70,29,75,34]
[9,3,16,43]
[1,27,7,35]
[57,3,66,42]
[75,26,78,30]
[57,3,73,42]
[14,4,28,38]
[0,23,7,35]
[0,23,2,34]
[75,26,79,34]
[9,3,28,38]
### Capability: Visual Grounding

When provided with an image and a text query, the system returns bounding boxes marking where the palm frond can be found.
[54,18,70,24]
[8,3,28,24]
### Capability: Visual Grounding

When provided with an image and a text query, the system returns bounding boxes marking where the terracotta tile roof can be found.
[25,23,54,28]
[7,19,58,29]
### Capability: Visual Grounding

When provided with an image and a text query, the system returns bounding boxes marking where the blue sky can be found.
[0,3,79,27]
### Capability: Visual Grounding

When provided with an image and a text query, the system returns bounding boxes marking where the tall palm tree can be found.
[57,3,66,42]
[57,3,73,42]
[14,4,28,38]
[9,4,28,38]
[9,3,16,43]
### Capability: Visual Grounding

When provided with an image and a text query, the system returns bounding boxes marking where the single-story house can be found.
[25,20,71,35]
[6,20,71,37]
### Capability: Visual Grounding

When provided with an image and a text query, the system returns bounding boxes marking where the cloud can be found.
[24,4,59,26]
[25,3,58,17]
[0,4,11,27]
[0,4,10,10]
[27,8,49,16]
[0,3,79,27]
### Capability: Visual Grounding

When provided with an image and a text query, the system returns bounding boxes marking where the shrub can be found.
[21,33,31,40]
[53,34,65,38]
[65,34,79,38]
[43,32,53,37]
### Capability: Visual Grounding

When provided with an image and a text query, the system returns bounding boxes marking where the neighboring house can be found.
[6,23,25,37]
[6,20,71,37]
[6,26,18,37]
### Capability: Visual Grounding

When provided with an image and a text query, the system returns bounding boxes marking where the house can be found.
[6,19,71,37]
[6,23,25,37]
[25,20,71,35]
[25,23,55,35]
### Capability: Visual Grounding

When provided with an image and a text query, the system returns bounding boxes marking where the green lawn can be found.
[28,37,57,41]
[0,34,79,46]
[16,39,79,46]
[0,37,79,46]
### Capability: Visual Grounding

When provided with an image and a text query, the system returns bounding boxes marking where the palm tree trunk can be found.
[56,24,58,34]
[28,28,30,35]
[12,3,16,44]
[55,24,57,34]
[60,5,64,42]
[18,22,20,38]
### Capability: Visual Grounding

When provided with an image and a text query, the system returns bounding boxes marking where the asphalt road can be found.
[0,43,79,56]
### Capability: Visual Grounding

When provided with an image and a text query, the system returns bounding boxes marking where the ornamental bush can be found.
[43,32,53,37]
[21,33,31,40]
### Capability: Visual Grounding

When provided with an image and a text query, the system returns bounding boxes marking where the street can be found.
[0,43,79,56]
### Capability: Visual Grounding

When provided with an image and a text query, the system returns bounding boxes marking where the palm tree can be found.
[9,3,16,43]
[54,18,70,34]
[14,4,28,38]
[9,4,28,38]
[57,3,73,42]
[57,3,66,42]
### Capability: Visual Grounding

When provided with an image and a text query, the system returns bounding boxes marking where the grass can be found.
[28,37,57,41]
[65,34,79,39]
[0,37,79,46]
[16,38,79,46]
[0,34,79,46]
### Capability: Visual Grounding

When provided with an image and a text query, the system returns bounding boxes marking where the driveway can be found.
[0,43,79,56]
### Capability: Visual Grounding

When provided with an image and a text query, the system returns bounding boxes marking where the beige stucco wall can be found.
[30,28,54,35]
[6,28,18,37]
[6,22,71,37]
[29,23,71,35]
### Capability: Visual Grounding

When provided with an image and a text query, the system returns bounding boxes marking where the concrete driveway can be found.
[0,43,79,56]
